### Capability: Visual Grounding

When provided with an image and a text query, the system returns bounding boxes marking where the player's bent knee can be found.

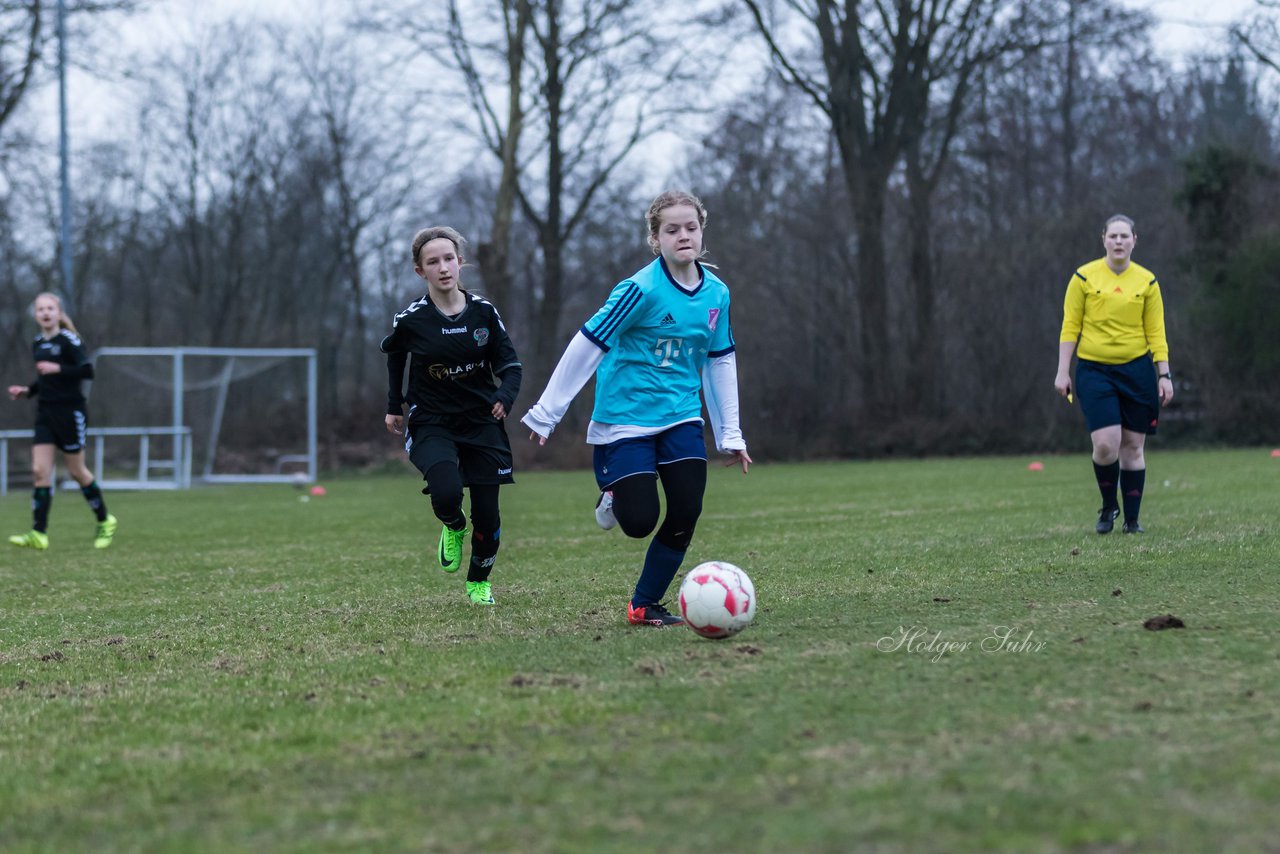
[429,489,464,520]
[1091,440,1120,462]
[609,475,661,538]
[615,506,659,539]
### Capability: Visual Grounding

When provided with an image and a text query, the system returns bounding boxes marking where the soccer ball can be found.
[678,561,756,639]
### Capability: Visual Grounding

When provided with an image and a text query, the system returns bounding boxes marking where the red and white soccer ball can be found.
[678,561,756,639]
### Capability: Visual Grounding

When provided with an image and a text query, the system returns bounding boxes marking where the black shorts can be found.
[405,420,514,491]
[1076,355,1160,435]
[34,405,89,453]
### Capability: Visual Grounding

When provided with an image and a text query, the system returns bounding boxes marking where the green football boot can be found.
[465,580,495,605]
[438,524,467,572]
[94,514,119,549]
[8,530,49,551]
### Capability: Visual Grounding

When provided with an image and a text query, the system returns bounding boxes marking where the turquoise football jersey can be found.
[581,257,735,427]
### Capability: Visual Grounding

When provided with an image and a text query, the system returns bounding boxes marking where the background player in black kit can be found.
[382,227,522,605]
[7,292,118,551]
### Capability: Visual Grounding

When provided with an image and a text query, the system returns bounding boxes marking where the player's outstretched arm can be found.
[522,332,604,445]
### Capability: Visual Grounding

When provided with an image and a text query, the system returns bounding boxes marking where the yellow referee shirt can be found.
[1059,258,1169,364]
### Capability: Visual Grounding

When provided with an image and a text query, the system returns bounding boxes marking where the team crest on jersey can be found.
[473,328,490,346]
[707,308,720,331]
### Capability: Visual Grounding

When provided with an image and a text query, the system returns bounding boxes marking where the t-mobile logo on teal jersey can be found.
[654,337,684,367]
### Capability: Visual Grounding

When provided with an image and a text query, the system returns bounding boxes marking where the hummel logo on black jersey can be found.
[660,313,676,326]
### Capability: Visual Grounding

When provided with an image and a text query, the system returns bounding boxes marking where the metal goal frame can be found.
[92,346,317,487]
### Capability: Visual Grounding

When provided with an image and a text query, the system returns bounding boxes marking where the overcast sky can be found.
[31,0,1272,160]
[1135,0,1262,55]
[105,0,1264,62]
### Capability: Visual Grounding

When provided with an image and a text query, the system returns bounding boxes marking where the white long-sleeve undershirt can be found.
[701,352,745,453]
[520,332,603,440]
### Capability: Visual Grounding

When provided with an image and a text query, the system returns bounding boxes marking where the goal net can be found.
[87,347,317,488]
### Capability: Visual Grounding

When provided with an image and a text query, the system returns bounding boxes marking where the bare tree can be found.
[290,22,420,396]
[445,0,531,317]
[0,0,42,137]
[0,1,141,140]
[738,0,1052,414]
[397,0,704,368]
[1234,0,1280,74]
[135,22,292,344]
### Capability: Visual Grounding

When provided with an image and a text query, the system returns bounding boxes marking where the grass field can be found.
[1,449,1278,852]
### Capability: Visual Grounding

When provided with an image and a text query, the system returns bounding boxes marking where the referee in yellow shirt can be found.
[1054,215,1174,534]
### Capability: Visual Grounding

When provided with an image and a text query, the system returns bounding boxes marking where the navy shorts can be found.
[34,405,88,453]
[406,420,514,491]
[592,421,707,491]
[1075,355,1160,434]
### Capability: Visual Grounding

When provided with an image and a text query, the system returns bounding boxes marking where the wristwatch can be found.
[1158,372,1173,380]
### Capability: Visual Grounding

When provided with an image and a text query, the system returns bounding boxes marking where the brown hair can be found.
[1103,214,1135,234]
[411,226,467,267]
[32,292,79,336]
[645,190,708,255]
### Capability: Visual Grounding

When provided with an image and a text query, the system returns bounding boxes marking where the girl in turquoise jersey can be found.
[523,190,752,626]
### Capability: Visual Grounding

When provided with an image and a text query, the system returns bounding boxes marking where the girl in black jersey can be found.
[6,293,117,551]
[381,227,522,605]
